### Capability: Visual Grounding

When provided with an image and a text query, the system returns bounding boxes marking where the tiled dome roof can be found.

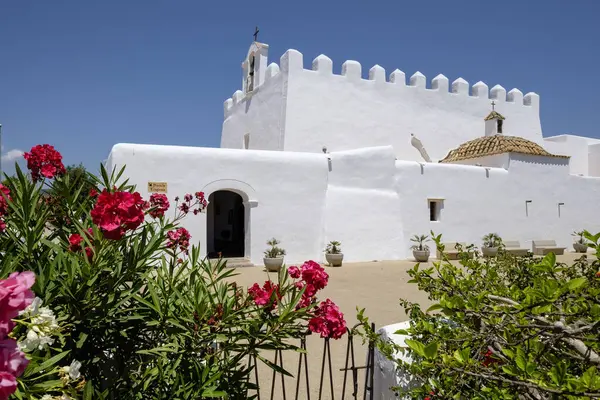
[439,135,569,163]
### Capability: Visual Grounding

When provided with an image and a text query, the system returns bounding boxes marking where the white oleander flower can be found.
[17,297,60,352]
[62,359,82,380]
[18,328,55,352]
[40,395,53,400]
[61,395,71,400]
[19,296,43,316]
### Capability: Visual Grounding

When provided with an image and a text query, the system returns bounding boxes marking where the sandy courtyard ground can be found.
[228,253,592,399]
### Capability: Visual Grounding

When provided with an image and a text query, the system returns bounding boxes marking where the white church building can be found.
[107,40,600,265]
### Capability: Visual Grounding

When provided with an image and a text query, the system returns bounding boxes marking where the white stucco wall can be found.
[282,50,542,161]
[588,143,600,177]
[107,143,329,265]
[323,146,405,261]
[222,49,543,162]
[395,154,600,253]
[221,63,286,151]
[107,142,600,263]
[544,134,600,176]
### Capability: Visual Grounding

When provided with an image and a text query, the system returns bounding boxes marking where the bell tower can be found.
[242,27,269,94]
[484,101,505,136]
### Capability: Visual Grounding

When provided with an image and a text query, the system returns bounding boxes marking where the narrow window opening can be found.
[243,133,250,149]
[497,119,503,134]
[429,199,443,221]
[246,55,255,92]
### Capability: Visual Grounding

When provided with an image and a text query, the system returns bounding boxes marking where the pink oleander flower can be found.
[0,271,35,400]
[177,192,207,216]
[288,266,301,279]
[0,185,11,218]
[68,230,94,260]
[166,227,191,252]
[0,371,17,400]
[287,261,329,310]
[91,190,146,240]
[0,185,11,233]
[308,299,346,339]
[179,202,190,214]
[84,247,94,261]
[0,272,35,339]
[23,144,66,182]
[0,340,28,377]
[195,192,208,209]
[68,234,84,252]
[300,260,329,297]
[148,193,170,218]
[248,281,281,309]
[0,340,28,400]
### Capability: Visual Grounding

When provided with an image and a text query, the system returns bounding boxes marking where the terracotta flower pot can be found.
[325,253,344,267]
[263,257,284,272]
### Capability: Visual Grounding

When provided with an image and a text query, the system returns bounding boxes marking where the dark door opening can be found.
[207,191,245,258]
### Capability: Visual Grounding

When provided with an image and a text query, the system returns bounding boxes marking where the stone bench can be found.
[437,242,466,260]
[532,240,566,256]
[503,240,529,256]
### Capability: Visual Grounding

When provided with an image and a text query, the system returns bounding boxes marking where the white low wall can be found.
[107,143,329,265]
[396,155,600,252]
[107,143,600,264]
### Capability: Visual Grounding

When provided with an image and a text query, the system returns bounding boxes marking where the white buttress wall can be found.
[221,63,286,150]
[323,146,405,261]
[544,134,600,176]
[395,154,600,252]
[107,143,329,265]
[279,49,543,161]
[589,143,600,177]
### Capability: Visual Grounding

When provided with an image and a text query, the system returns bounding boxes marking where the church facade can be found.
[107,41,600,265]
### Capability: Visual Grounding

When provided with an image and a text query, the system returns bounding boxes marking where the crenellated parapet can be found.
[224,48,540,119]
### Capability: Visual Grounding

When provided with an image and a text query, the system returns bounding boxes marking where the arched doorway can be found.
[207,191,245,258]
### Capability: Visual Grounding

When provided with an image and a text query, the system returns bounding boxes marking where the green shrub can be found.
[2,145,346,399]
[360,234,600,399]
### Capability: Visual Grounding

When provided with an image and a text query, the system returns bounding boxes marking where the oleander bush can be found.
[360,234,600,400]
[0,144,346,399]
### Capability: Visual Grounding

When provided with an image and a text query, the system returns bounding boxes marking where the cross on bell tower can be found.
[242,28,269,94]
[253,26,259,42]
[491,100,496,111]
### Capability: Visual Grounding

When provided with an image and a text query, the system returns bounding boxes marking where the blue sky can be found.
[0,0,598,174]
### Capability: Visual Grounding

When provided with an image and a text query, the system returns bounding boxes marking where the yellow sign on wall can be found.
[147,182,168,193]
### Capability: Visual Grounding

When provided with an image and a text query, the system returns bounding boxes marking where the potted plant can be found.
[325,241,344,267]
[263,238,286,272]
[572,231,588,253]
[410,234,430,262]
[482,233,502,257]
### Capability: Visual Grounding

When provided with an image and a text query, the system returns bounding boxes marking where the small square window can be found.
[428,199,444,221]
